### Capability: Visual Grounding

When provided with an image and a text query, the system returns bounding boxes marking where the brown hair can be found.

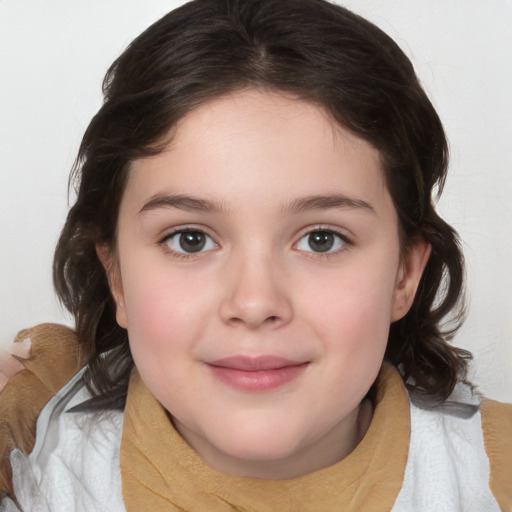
[54,0,470,409]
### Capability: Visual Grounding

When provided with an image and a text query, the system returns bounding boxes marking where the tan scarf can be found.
[120,364,410,512]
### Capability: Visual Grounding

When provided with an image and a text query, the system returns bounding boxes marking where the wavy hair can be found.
[54,0,470,409]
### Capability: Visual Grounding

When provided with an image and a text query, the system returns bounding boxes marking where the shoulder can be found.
[0,323,81,499]
[8,370,125,512]
[481,399,512,512]
[1,323,81,401]
[393,390,504,511]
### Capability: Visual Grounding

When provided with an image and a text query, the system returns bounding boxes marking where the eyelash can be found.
[159,227,219,261]
[158,225,353,260]
[294,225,353,259]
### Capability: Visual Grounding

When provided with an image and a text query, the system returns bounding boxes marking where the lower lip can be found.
[207,363,309,392]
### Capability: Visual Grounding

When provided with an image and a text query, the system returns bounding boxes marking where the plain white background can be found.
[0,0,511,401]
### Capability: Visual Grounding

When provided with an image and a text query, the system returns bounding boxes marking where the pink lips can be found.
[206,356,308,391]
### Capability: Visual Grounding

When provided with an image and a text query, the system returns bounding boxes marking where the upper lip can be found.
[207,356,306,371]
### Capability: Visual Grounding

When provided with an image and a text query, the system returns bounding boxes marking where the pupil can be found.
[179,232,206,253]
[308,231,334,252]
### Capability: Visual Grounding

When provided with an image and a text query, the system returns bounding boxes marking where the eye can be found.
[295,230,348,254]
[163,230,217,254]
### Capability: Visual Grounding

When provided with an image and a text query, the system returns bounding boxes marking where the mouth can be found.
[205,356,309,392]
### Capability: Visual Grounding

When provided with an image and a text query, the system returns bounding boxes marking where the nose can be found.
[219,252,293,330]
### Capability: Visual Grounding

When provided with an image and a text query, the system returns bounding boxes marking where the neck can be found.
[172,399,374,480]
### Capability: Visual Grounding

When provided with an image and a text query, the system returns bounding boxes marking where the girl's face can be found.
[106,89,429,479]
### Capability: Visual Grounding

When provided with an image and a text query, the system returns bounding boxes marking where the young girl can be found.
[1,0,510,510]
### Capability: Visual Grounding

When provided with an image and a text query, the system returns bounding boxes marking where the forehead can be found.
[124,89,390,214]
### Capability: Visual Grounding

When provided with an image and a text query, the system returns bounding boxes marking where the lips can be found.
[206,356,309,391]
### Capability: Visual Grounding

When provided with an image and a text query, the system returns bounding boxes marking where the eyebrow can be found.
[139,193,228,215]
[139,192,375,216]
[283,194,376,215]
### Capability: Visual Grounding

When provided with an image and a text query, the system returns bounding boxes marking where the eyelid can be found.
[294,224,352,240]
[158,224,217,242]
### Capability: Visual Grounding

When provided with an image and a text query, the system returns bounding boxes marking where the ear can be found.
[391,240,431,322]
[95,244,128,328]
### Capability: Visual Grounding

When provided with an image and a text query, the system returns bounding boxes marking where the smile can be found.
[206,356,309,392]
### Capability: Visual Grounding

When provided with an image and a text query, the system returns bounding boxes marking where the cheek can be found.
[120,264,214,360]
[301,254,399,356]
[308,274,395,406]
